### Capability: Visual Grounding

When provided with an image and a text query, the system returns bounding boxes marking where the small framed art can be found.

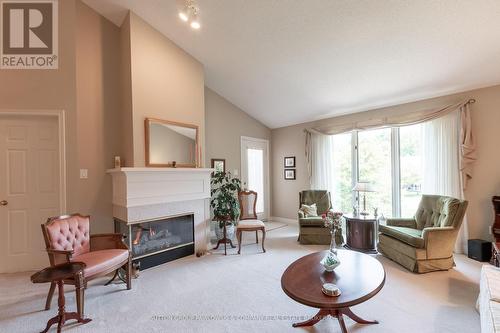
[211,158,226,173]
[284,169,296,180]
[284,156,296,168]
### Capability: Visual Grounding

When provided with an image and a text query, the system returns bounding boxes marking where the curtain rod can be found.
[467,98,476,104]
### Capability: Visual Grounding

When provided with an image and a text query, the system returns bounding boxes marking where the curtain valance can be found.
[311,100,473,135]
[305,99,476,190]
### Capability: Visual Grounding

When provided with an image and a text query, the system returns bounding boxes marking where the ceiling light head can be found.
[179,0,201,29]
[178,11,189,22]
[190,15,200,29]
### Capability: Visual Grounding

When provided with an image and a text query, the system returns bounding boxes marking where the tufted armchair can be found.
[41,214,131,316]
[378,195,468,273]
[297,190,333,245]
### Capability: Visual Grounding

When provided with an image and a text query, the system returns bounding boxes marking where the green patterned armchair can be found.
[298,190,332,245]
[378,195,468,273]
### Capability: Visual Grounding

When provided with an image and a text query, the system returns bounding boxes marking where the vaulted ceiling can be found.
[83,0,500,128]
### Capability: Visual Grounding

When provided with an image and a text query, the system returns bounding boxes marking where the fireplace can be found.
[115,214,195,270]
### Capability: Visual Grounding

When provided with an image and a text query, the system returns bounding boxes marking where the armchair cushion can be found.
[45,215,90,256]
[386,218,417,229]
[237,219,265,229]
[299,190,331,214]
[299,216,325,227]
[379,225,424,248]
[299,203,318,217]
[72,249,129,278]
[415,195,462,230]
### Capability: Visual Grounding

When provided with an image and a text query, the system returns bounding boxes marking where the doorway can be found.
[240,136,270,221]
[0,111,65,273]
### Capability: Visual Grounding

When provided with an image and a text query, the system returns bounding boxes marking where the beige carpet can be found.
[0,223,482,333]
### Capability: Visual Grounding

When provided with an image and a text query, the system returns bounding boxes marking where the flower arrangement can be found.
[322,211,344,231]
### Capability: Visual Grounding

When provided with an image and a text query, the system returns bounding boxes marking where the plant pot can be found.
[215,223,235,240]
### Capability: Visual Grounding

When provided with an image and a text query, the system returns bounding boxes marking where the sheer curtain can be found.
[421,110,468,253]
[310,132,336,195]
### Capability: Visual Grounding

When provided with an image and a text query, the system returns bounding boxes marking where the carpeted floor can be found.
[0,222,482,333]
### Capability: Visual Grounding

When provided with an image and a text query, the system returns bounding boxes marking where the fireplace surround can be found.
[108,167,213,269]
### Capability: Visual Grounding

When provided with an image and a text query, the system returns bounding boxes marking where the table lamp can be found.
[353,182,376,216]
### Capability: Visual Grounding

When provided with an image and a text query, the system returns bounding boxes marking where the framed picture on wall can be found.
[284,169,296,180]
[284,156,296,168]
[211,158,226,173]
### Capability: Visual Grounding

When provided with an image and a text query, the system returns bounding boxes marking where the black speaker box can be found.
[468,239,492,262]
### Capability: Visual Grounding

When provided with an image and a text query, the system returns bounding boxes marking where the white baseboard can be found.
[269,216,298,224]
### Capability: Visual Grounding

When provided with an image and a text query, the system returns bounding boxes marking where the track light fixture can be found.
[178,0,201,30]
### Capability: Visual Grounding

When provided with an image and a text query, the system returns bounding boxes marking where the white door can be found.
[0,115,61,273]
[241,136,270,221]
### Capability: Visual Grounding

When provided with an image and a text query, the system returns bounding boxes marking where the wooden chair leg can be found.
[75,272,85,318]
[261,228,266,253]
[126,256,132,290]
[237,229,242,254]
[255,230,258,244]
[45,281,56,310]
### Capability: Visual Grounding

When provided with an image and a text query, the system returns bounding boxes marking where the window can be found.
[331,133,352,212]
[358,128,393,217]
[399,124,423,217]
[247,148,264,213]
[331,124,423,217]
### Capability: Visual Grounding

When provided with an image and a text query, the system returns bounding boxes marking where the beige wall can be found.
[205,87,271,175]
[121,12,205,167]
[271,84,500,242]
[75,1,122,233]
[0,1,78,216]
[120,12,134,167]
[0,1,121,233]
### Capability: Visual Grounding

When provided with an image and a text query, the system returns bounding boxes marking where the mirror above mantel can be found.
[145,118,199,167]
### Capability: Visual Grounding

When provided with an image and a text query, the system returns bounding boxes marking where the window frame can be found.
[343,126,418,218]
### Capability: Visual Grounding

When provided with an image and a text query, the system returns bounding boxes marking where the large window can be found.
[331,124,423,217]
[358,128,393,217]
[399,124,423,216]
[331,133,352,212]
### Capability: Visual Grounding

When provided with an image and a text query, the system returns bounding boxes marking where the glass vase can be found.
[321,228,341,272]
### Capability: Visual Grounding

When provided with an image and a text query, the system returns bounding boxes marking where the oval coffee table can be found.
[281,249,385,333]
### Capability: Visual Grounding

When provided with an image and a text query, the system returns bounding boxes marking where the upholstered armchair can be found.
[41,214,131,316]
[378,195,468,273]
[297,190,332,245]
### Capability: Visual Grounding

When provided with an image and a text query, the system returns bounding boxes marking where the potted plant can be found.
[210,171,241,240]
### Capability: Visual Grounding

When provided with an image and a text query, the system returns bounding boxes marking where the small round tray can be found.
[322,283,341,297]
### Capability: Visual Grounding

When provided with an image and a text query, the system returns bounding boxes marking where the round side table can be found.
[31,262,91,333]
[344,214,378,253]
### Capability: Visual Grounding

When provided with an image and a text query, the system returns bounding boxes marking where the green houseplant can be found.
[210,171,242,240]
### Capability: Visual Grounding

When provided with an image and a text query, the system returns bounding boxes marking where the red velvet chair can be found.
[41,214,131,316]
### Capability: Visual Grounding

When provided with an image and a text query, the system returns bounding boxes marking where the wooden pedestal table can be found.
[31,262,91,333]
[212,216,235,255]
[281,250,385,333]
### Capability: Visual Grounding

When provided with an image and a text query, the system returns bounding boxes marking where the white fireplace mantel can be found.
[107,167,213,208]
[107,167,214,251]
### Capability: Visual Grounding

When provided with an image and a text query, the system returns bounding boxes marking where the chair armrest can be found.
[386,218,417,228]
[298,210,305,219]
[422,227,457,259]
[46,249,73,264]
[90,233,128,251]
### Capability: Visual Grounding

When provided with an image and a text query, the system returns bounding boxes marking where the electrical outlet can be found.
[80,169,88,179]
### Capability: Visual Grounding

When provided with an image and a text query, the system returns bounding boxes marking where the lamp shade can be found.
[352,182,376,192]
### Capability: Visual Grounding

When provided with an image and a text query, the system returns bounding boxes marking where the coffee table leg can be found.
[336,311,348,333]
[341,307,378,324]
[292,309,329,327]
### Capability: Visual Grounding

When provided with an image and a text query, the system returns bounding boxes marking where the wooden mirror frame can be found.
[144,118,199,168]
